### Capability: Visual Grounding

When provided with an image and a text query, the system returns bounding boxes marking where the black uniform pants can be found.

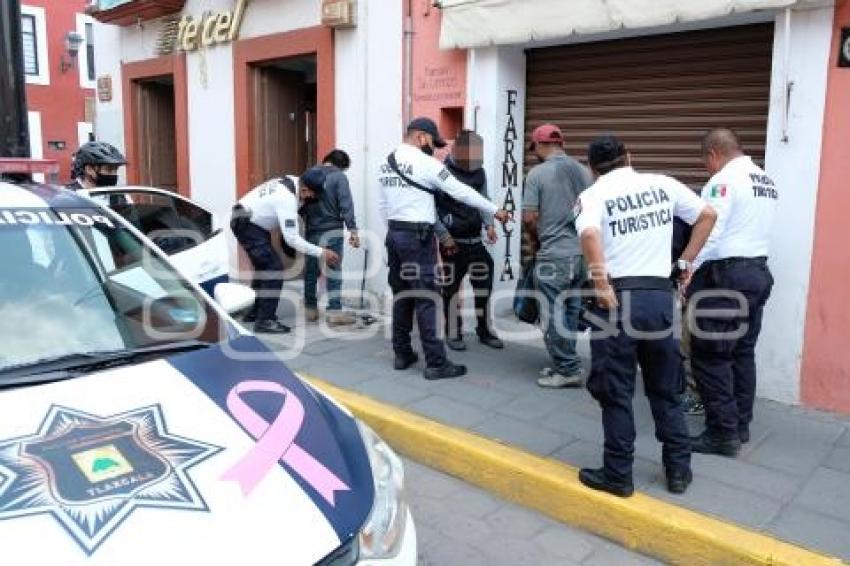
[440,242,495,339]
[231,215,283,323]
[386,225,447,368]
[688,258,774,440]
[587,289,691,481]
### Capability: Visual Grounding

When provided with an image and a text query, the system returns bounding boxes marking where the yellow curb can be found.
[303,374,846,566]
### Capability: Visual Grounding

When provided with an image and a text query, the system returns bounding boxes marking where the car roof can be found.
[0,181,97,209]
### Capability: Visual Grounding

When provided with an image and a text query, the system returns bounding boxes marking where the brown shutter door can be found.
[525,23,774,187]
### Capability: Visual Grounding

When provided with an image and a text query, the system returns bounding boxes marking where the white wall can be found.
[467,47,526,314]
[93,22,126,183]
[27,111,44,183]
[760,5,833,404]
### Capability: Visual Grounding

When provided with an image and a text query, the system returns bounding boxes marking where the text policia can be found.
[0,209,115,228]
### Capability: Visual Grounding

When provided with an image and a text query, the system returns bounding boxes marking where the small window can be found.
[100,192,214,256]
[21,14,38,76]
[85,22,96,82]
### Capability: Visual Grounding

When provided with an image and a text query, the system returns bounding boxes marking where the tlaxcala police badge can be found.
[0,405,221,554]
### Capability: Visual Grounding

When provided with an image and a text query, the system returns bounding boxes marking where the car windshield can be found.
[0,204,226,378]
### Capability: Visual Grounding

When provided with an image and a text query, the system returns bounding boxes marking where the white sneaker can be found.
[539,367,555,378]
[537,372,583,388]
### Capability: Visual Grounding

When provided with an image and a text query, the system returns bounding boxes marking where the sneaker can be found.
[477,331,504,349]
[254,320,291,334]
[682,390,704,416]
[539,367,555,378]
[423,362,467,380]
[578,468,634,498]
[690,432,741,457]
[305,307,319,322]
[393,352,419,371]
[666,468,693,495]
[537,371,583,388]
[326,311,357,326]
[446,338,467,351]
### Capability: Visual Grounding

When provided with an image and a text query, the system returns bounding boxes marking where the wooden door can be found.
[135,79,178,191]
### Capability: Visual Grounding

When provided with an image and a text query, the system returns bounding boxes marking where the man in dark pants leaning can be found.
[437,130,504,351]
[379,117,511,380]
[575,135,717,497]
[689,128,778,457]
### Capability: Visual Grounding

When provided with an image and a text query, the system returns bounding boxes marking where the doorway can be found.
[251,55,317,183]
[133,76,178,191]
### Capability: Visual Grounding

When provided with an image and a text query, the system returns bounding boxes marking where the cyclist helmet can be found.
[71,141,127,179]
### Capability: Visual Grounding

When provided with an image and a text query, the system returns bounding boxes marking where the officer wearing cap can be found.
[689,128,778,457]
[379,117,511,380]
[574,135,717,497]
[231,167,340,334]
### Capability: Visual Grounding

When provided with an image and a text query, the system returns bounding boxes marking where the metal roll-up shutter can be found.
[525,23,774,187]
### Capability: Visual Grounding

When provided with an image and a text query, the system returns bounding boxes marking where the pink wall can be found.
[801,0,850,413]
[408,0,467,141]
[25,0,95,181]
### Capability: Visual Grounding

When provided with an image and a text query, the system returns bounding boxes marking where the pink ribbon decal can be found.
[221,380,350,506]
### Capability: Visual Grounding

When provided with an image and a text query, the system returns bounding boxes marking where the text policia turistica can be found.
[604,186,673,237]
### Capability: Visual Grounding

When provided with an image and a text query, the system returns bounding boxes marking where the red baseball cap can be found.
[531,124,564,144]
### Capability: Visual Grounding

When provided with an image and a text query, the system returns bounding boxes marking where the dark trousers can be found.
[688,260,774,440]
[304,232,344,310]
[587,290,691,481]
[232,219,283,322]
[440,242,494,339]
[386,227,446,368]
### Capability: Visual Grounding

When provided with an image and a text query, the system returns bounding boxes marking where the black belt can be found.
[611,276,672,291]
[388,220,433,232]
[712,256,768,269]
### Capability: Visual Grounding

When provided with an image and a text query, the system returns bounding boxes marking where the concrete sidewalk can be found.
[257,306,850,561]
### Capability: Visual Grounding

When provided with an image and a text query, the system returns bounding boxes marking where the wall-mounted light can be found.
[59,31,85,73]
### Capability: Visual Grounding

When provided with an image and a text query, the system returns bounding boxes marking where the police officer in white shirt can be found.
[689,128,777,457]
[574,135,717,497]
[379,117,511,380]
[231,169,340,334]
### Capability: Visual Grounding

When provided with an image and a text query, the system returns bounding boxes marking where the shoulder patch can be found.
[438,168,451,181]
[709,184,728,198]
[284,219,296,228]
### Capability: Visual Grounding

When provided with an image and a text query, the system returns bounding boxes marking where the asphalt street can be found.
[405,458,661,566]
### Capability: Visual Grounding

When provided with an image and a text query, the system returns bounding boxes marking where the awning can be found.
[438,0,832,49]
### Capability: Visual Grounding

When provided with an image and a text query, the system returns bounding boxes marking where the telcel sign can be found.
[176,0,247,52]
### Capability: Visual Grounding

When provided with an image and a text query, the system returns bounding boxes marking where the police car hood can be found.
[0,336,373,565]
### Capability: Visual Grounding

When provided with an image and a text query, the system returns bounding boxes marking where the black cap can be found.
[300,166,328,192]
[407,117,447,148]
[587,135,627,169]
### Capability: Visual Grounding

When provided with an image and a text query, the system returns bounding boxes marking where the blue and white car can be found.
[85,186,229,296]
[0,181,416,565]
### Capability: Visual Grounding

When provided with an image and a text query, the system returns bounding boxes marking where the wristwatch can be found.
[677,259,692,272]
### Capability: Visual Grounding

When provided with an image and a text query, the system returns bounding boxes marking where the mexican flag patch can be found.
[710,184,728,198]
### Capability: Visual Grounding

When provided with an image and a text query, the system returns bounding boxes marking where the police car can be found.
[0,181,416,565]
[84,186,229,296]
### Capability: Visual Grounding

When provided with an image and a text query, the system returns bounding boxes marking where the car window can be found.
[98,192,215,256]
[0,206,225,376]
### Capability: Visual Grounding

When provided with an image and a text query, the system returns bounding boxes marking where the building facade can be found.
[22,0,98,180]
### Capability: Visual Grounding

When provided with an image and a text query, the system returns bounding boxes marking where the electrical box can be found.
[322,0,356,29]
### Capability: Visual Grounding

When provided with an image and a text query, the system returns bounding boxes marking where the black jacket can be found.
[436,159,489,239]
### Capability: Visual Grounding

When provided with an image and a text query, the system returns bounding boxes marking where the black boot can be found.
[393,352,419,371]
[666,468,693,494]
[423,361,466,380]
[254,320,291,334]
[477,329,504,349]
[578,468,634,498]
[691,432,741,457]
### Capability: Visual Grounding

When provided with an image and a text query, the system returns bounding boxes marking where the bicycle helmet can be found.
[71,141,127,179]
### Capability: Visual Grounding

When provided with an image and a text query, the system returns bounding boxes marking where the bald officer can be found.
[689,128,778,457]
[575,135,717,497]
[379,117,511,380]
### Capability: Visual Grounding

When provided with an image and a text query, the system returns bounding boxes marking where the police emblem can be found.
[0,405,221,554]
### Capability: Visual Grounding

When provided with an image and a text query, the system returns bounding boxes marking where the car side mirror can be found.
[213,282,255,314]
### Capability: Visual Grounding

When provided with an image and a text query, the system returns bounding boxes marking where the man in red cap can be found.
[522,123,593,388]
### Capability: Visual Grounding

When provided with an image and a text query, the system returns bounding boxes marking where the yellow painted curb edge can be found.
[303,374,846,566]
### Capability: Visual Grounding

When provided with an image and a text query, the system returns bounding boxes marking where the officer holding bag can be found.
[574,135,717,497]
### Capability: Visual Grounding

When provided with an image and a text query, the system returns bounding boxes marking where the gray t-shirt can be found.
[522,153,592,259]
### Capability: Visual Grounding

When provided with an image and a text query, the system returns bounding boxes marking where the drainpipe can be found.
[0,0,30,158]
[403,0,414,126]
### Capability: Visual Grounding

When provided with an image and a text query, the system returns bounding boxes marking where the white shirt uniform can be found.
[238,177,323,258]
[378,143,498,224]
[575,167,706,279]
[695,155,777,267]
